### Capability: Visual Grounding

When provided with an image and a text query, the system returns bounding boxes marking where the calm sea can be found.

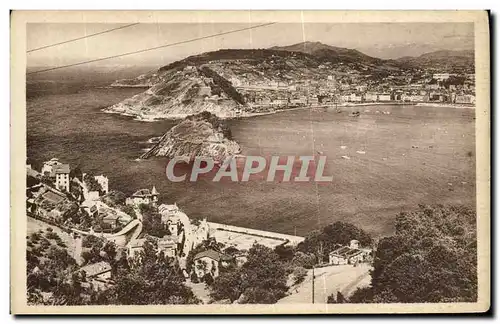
[26,83,476,237]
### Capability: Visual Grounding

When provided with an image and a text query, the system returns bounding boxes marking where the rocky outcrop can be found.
[140,111,241,163]
[104,65,245,120]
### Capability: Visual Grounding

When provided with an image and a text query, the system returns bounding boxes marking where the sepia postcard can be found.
[10,10,490,314]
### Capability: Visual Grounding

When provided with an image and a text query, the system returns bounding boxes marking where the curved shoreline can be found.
[102,101,474,122]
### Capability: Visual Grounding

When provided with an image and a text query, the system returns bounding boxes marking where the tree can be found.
[140,204,168,238]
[80,235,116,265]
[327,291,346,304]
[94,238,200,305]
[209,244,289,304]
[298,221,372,263]
[69,166,83,181]
[274,244,295,262]
[101,190,127,207]
[361,205,477,303]
[291,251,316,269]
[83,172,103,193]
[291,266,307,285]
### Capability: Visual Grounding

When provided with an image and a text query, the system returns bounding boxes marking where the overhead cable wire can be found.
[27,23,140,53]
[27,22,277,75]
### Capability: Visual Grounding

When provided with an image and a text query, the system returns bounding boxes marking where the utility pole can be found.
[312,266,315,304]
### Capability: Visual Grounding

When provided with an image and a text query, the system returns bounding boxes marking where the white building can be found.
[54,164,70,192]
[230,77,242,87]
[328,240,371,265]
[349,93,362,102]
[41,158,62,176]
[192,249,231,280]
[433,73,451,81]
[455,95,475,104]
[159,203,189,236]
[378,93,391,102]
[94,175,109,194]
[125,186,159,206]
[364,93,378,102]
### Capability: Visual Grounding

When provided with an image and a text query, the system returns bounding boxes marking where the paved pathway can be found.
[278,263,372,304]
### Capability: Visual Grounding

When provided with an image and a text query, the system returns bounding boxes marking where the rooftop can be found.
[54,164,70,174]
[79,261,111,277]
[193,249,232,262]
[41,190,66,205]
[131,189,154,197]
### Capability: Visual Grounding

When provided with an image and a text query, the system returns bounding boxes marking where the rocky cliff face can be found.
[104,64,244,120]
[140,111,241,163]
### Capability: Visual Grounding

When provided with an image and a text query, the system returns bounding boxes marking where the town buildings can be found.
[192,249,231,280]
[78,261,113,291]
[328,240,372,265]
[54,164,70,192]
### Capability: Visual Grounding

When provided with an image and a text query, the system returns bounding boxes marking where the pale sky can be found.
[26,22,474,67]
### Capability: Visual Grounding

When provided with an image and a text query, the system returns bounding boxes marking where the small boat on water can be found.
[356,150,366,154]
[341,155,351,160]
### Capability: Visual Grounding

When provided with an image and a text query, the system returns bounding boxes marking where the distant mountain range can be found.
[394,49,474,70]
[270,41,384,65]
[270,41,474,71]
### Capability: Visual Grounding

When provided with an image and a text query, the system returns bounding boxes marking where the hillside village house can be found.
[41,158,71,192]
[78,261,112,291]
[158,235,177,258]
[127,238,147,260]
[41,158,62,175]
[192,249,232,280]
[125,186,159,206]
[159,203,189,236]
[32,185,75,222]
[377,93,391,102]
[94,175,109,194]
[364,92,378,102]
[158,203,210,257]
[328,240,372,265]
[54,164,70,192]
[454,94,476,104]
[100,212,120,230]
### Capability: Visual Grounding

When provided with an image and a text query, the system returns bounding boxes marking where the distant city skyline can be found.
[27,22,474,68]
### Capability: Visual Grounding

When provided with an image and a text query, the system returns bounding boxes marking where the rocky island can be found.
[140,111,241,163]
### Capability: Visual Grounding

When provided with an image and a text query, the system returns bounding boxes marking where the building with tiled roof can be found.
[193,249,232,280]
[79,261,112,278]
[125,186,159,206]
[328,240,371,265]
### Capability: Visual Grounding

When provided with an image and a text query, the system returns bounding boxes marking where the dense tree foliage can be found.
[346,205,477,303]
[27,230,82,305]
[92,238,200,305]
[80,235,116,265]
[140,204,169,238]
[83,172,103,193]
[199,66,245,105]
[209,244,289,304]
[101,190,127,207]
[186,110,233,140]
